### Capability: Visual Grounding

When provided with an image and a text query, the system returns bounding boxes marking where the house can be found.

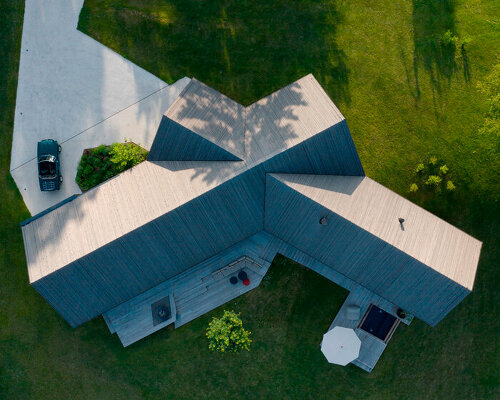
[20,74,482,371]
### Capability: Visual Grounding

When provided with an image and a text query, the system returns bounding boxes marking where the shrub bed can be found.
[75,141,148,191]
[409,156,456,196]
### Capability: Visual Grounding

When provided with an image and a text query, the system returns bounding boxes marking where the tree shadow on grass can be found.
[78,0,350,106]
[461,47,471,83]
[412,0,457,99]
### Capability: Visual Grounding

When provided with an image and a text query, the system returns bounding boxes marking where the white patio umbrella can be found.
[321,326,361,366]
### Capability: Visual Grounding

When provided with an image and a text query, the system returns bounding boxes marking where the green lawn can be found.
[1,0,499,399]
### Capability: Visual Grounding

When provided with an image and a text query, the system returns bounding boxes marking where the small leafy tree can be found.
[206,310,251,353]
[409,183,419,193]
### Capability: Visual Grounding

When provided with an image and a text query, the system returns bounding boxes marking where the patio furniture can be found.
[243,278,250,286]
[238,270,248,281]
[229,276,238,285]
[321,326,361,366]
[346,304,361,321]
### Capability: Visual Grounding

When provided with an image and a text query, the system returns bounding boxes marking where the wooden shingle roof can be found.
[269,174,482,289]
[244,74,344,163]
[165,79,246,160]
[22,74,347,283]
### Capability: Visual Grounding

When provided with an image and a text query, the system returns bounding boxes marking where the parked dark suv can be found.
[37,139,62,191]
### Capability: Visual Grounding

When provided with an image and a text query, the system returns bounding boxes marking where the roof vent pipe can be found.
[319,217,328,226]
[399,218,405,231]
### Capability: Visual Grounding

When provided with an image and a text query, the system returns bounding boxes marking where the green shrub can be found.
[409,183,419,192]
[429,156,438,166]
[415,163,424,173]
[439,164,449,175]
[426,175,442,187]
[110,140,148,169]
[75,142,148,191]
[206,310,251,353]
[446,180,456,191]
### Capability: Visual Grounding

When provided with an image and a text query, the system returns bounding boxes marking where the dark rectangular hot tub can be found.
[359,305,398,342]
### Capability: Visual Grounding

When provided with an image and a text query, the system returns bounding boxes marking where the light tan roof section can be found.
[270,174,482,290]
[165,79,245,159]
[245,74,345,163]
[22,74,349,284]
[22,160,242,283]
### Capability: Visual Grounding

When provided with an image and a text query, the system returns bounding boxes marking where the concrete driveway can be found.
[11,0,190,215]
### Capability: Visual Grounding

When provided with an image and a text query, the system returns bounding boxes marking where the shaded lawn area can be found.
[1,0,499,399]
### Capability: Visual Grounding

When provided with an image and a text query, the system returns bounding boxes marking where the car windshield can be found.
[39,158,56,178]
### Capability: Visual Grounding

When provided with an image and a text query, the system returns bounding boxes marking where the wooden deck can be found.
[102,230,413,373]
[103,237,271,347]
[252,231,415,372]
[327,285,412,372]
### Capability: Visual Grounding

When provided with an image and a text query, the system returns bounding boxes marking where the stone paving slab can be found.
[12,78,190,216]
[11,0,190,215]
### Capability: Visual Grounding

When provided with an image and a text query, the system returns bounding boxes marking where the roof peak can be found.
[151,74,344,163]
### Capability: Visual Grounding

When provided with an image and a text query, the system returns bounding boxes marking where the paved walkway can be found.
[11,0,190,215]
